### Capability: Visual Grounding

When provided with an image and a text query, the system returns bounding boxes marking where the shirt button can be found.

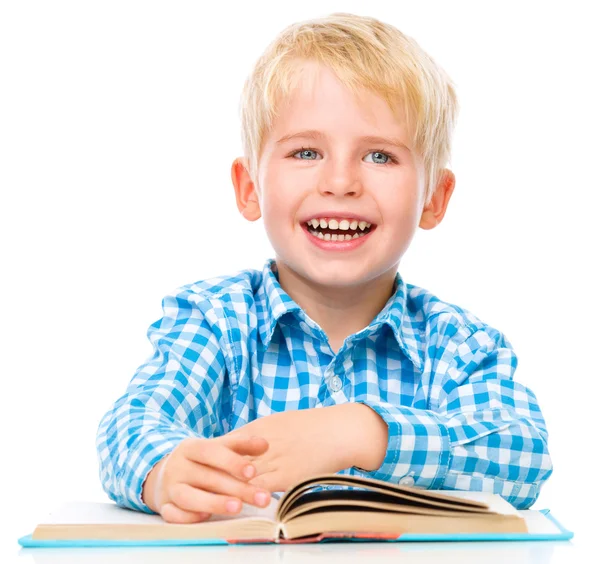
[399,476,415,486]
[329,375,342,392]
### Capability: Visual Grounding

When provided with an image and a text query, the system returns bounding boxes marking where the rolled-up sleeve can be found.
[355,323,553,509]
[96,291,227,513]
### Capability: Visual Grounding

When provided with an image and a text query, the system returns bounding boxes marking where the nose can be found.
[317,160,363,197]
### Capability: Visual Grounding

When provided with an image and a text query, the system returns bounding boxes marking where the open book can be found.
[20,474,572,546]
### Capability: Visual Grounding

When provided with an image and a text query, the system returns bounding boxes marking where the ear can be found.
[231,157,262,221]
[419,169,456,230]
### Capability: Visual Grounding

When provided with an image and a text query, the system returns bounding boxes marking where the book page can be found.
[41,499,278,526]
[427,491,520,517]
[278,474,491,520]
[208,497,279,522]
[519,510,565,535]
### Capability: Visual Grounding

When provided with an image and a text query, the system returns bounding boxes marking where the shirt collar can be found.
[256,259,302,347]
[367,274,424,372]
[256,258,423,372]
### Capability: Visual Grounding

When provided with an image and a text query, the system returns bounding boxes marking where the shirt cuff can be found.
[354,400,452,489]
[118,427,199,513]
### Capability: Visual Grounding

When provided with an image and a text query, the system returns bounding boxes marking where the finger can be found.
[221,434,269,456]
[160,502,211,524]
[249,472,287,493]
[182,459,272,508]
[167,482,247,516]
[182,438,267,482]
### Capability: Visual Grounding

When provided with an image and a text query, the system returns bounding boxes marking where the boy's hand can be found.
[228,403,388,493]
[142,435,272,523]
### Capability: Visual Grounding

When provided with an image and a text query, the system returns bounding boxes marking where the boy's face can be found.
[233,62,454,290]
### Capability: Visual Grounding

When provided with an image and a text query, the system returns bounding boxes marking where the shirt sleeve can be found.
[95,290,227,513]
[354,321,553,509]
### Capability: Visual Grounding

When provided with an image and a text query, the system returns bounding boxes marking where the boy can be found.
[96,12,552,524]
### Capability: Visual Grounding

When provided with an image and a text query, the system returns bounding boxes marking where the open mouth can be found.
[303,219,375,241]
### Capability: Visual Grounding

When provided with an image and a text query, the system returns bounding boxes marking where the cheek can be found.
[261,188,287,227]
[377,187,422,234]
[261,169,306,222]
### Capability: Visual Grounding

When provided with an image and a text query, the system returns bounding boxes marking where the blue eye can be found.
[365,152,389,165]
[294,149,319,160]
[290,147,397,165]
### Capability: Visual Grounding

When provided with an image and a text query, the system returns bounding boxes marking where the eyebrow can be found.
[275,129,410,151]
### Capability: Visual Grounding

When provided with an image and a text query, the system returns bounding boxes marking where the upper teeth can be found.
[307,218,371,230]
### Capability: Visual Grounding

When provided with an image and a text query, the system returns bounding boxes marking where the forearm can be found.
[141,453,170,514]
[441,414,552,508]
[348,398,552,509]
[96,394,202,512]
[334,403,388,471]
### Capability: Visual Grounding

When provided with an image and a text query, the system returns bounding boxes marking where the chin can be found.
[299,263,374,288]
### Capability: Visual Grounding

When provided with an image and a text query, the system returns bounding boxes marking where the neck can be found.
[274,260,398,350]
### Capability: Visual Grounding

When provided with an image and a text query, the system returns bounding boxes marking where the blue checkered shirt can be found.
[96,258,552,512]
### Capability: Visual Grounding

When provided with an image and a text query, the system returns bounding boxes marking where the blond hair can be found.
[238,12,459,206]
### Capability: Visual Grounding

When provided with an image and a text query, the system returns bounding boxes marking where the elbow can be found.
[95,407,125,504]
[509,437,554,509]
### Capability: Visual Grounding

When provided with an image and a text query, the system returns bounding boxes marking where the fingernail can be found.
[254,491,269,506]
[226,499,241,513]
[243,464,255,479]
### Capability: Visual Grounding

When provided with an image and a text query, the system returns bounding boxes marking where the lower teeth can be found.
[308,230,367,241]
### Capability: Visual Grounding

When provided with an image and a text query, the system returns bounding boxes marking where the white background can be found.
[1,0,598,559]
